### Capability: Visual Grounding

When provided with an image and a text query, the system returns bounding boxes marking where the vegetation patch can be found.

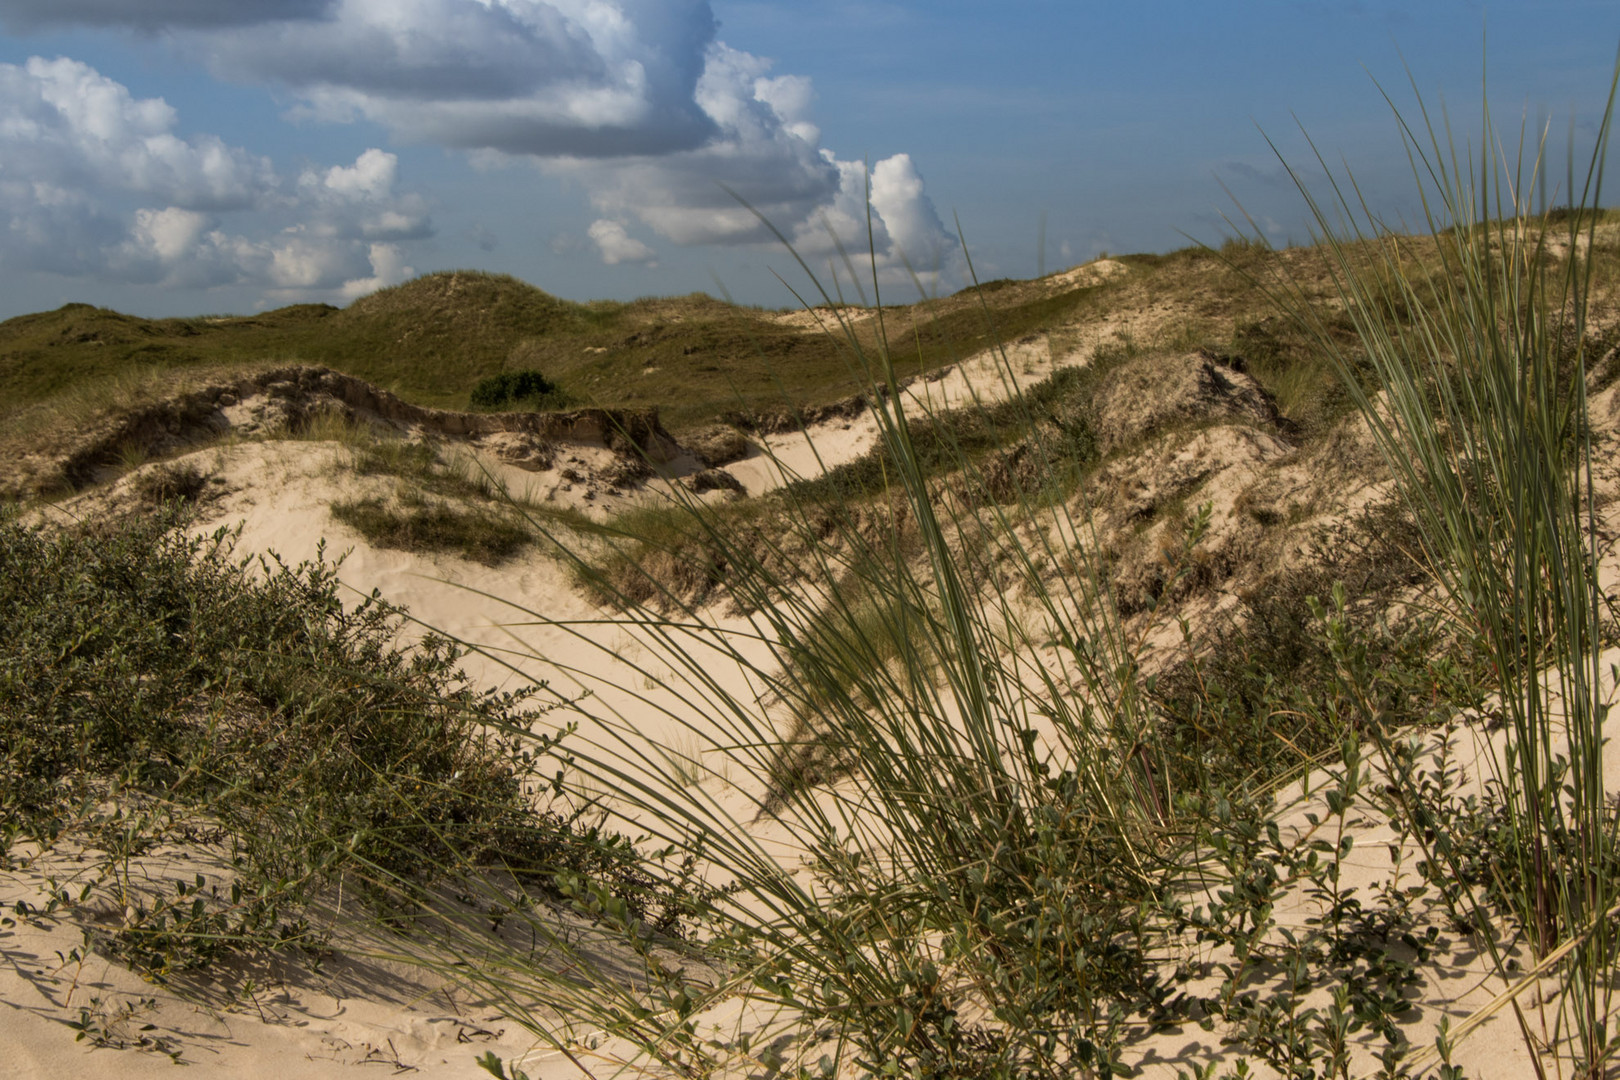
[0,260,1125,450]
[454,78,1620,1078]
[469,368,574,411]
[331,493,532,565]
[7,66,1620,1079]
[786,364,1102,505]
[1155,498,1459,795]
[0,510,669,982]
[131,460,213,507]
[343,432,508,502]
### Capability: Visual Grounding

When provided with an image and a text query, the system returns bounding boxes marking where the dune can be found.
[5,198,1620,1080]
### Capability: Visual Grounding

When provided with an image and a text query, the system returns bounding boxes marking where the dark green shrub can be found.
[469,369,572,411]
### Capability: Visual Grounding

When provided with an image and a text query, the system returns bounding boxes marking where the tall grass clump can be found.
[1257,59,1620,1074]
[385,203,1497,1078]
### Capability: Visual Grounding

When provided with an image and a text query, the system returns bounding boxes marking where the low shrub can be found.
[469,369,573,411]
[0,509,666,979]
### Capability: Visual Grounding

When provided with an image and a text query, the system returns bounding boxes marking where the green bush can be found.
[469,368,572,411]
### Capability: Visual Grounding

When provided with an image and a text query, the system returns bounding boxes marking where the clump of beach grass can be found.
[379,220,1456,1078]
[131,460,212,507]
[331,491,534,565]
[378,217,1210,1078]
[1248,56,1620,1076]
[314,419,574,564]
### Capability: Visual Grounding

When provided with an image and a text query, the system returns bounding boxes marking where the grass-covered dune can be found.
[0,263,1129,434]
[0,241,1393,510]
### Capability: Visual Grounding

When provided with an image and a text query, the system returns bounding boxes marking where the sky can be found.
[0,1,1615,319]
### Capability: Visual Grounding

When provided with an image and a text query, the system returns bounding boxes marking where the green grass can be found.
[344,432,504,501]
[317,421,614,566]
[782,362,1101,505]
[386,239,1460,1078]
[0,220,1423,512]
[567,493,782,609]
[1155,497,1461,796]
[1252,59,1620,1076]
[130,460,212,507]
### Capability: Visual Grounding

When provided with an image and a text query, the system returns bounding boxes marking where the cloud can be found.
[338,242,414,300]
[0,56,276,211]
[587,218,656,266]
[2,1,956,292]
[193,0,721,157]
[131,206,209,261]
[867,154,949,272]
[297,147,433,241]
[319,146,397,200]
[0,0,332,30]
[0,56,429,299]
[552,43,837,245]
[549,42,955,288]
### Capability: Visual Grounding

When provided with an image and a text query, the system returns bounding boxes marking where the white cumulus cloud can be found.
[297,147,433,241]
[319,147,397,201]
[0,57,431,300]
[587,218,656,265]
[0,2,957,292]
[868,154,949,273]
[0,56,275,212]
[552,42,955,288]
[130,206,209,262]
[339,242,415,300]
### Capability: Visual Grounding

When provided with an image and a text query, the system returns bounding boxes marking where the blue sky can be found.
[0,1,1614,319]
